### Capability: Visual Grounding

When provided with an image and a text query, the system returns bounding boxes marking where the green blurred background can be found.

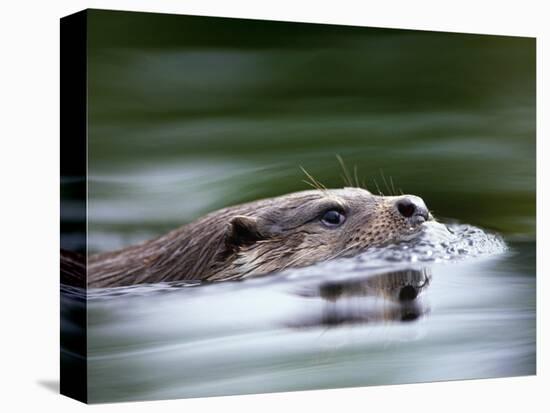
[86,9,535,252]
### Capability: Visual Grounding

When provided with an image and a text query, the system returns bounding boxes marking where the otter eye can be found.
[320,209,346,227]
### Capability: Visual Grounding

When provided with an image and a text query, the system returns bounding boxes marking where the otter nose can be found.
[395,196,429,222]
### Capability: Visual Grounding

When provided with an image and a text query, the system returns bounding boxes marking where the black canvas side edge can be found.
[60,9,88,404]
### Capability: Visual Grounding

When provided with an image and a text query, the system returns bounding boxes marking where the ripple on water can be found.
[358,222,507,265]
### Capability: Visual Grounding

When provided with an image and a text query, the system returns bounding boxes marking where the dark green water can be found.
[62,10,536,403]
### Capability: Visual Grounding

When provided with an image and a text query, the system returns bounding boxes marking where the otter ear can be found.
[225,215,266,249]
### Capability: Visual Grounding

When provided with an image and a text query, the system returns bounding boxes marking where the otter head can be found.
[217,188,432,280]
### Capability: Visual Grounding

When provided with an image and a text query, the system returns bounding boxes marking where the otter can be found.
[87,187,432,288]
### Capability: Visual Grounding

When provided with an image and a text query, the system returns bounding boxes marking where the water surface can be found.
[77,223,535,403]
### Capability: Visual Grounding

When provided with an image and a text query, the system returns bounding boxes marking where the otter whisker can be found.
[380,169,393,196]
[372,177,384,196]
[389,176,396,196]
[353,165,370,192]
[299,166,327,191]
[329,242,363,260]
[302,179,323,191]
[353,165,360,188]
[336,155,354,188]
[340,174,351,187]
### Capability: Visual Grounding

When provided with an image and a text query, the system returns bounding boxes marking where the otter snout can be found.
[395,196,430,224]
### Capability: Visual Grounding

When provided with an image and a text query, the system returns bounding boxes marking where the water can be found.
[66,222,534,403]
[60,10,536,403]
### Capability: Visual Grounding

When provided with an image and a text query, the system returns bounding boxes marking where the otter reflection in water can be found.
[289,268,431,328]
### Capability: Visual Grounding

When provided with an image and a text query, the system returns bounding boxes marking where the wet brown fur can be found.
[88,188,427,288]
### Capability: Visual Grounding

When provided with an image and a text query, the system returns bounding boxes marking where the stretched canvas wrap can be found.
[60,9,536,404]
